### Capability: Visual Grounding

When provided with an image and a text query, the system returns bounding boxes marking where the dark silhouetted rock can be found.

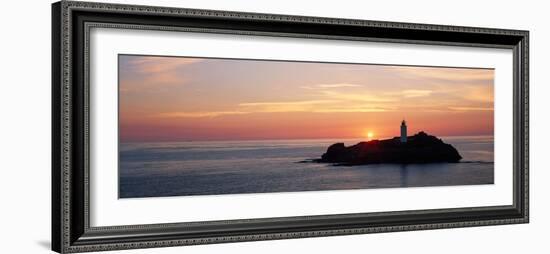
[318,131,462,165]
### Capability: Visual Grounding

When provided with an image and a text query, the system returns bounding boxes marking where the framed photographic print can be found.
[52,1,529,253]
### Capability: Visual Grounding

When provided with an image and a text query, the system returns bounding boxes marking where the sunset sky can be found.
[119,55,494,142]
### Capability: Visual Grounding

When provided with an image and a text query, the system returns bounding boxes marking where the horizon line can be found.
[119,133,495,144]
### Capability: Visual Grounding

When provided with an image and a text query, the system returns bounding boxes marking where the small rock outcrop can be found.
[318,131,462,165]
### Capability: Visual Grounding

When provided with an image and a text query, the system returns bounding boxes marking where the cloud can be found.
[399,89,433,98]
[320,91,397,102]
[391,66,494,82]
[301,83,363,89]
[155,98,396,118]
[448,106,494,111]
[127,56,202,74]
[312,106,392,113]
[460,85,494,103]
[120,55,203,92]
[239,100,337,107]
[155,111,249,118]
[239,100,338,113]
[239,99,395,113]
[124,58,495,119]
[226,83,489,115]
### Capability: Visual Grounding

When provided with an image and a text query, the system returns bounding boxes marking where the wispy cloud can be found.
[460,85,494,103]
[127,56,202,74]
[239,100,338,113]
[301,83,363,89]
[399,89,433,98]
[239,99,395,113]
[155,111,249,118]
[320,91,397,102]
[312,106,393,113]
[155,98,397,118]
[239,100,337,107]
[120,56,203,93]
[448,106,494,112]
[392,66,495,83]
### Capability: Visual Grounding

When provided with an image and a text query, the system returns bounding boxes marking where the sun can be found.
[367,131,374,140]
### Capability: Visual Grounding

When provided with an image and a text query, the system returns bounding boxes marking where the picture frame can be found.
[51,1,529,253]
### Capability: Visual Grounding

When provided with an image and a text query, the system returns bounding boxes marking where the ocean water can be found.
[119,136,494,198]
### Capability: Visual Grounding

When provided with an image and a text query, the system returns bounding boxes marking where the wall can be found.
[0,0,547,253]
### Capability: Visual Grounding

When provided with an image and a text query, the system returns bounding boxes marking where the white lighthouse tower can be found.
[400,120,407,143]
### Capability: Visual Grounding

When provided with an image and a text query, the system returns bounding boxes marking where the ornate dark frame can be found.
[51,1,529,253]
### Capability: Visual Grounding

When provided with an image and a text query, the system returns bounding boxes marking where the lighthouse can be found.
[400,120,407,143]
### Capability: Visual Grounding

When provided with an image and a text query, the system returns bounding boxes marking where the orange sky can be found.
[119,55,494,142]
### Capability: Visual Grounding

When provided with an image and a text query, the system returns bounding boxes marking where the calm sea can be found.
[119,136,494,198]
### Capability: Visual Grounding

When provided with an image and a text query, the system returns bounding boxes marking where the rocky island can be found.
[316,131,462,165]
